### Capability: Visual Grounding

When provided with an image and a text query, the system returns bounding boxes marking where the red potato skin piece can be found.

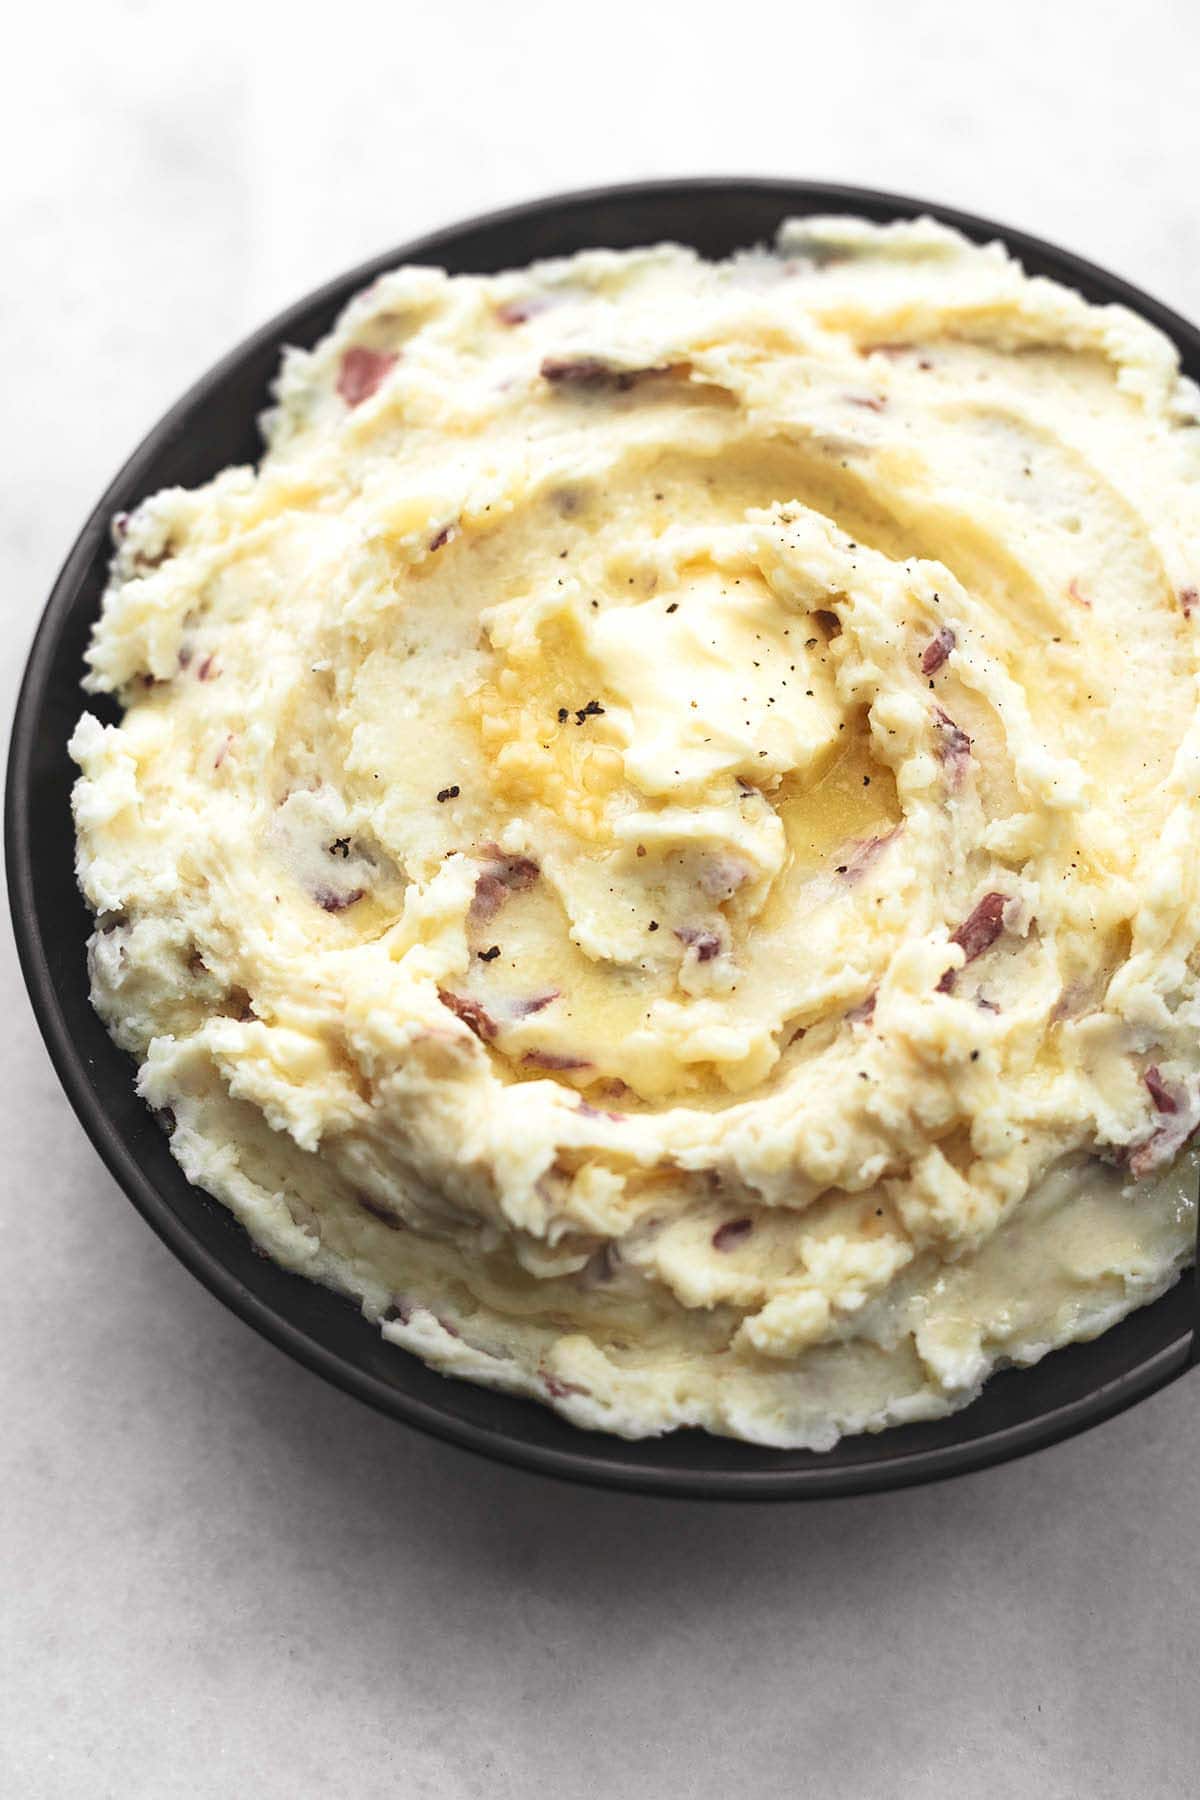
[1128,1075,1200,1173]
[933,706,971,764]
[509,991,560,1018]
[1181,587,1198,618]
[543,1372,588,1399]
[1129,1119,1192,1179]
[921,626,956,675]
[315,887,365,913]
[933,707,972,791]
[953,892,1008,959]
[470,850,540,924]
[937,892,1008,993]
[436,988,498,1042]
[522,1050,591,1072]
[470,873,509,923]
[712,1216,754,1251]
[1144,1066,1178,1113]
[480,850,539,890]
[542,356,628,389]
[674,927,721,962]
[837,829,899,884]
[540,355,687,392]
[336,346,397,407]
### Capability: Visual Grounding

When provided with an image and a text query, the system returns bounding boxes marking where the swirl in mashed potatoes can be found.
[71,217,1200,1447]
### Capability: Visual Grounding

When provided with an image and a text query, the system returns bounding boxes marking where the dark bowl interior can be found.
[7,178,1199,1499]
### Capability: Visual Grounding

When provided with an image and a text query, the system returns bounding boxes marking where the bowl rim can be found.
[7,174,1198,1501]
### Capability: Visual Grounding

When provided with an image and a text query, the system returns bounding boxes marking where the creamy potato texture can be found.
[71,218,1200,1447]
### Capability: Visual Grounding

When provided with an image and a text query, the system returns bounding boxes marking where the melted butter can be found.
[472,887,657,1031]
[466,611,626,844]
[776,729,900,875]
[461,885,716,1100]
[589,565,841,796]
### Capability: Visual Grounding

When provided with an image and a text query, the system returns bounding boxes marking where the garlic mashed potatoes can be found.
[71,218,1200,1447]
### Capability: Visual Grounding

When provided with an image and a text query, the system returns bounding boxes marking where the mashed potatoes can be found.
[70,217,1200,1447]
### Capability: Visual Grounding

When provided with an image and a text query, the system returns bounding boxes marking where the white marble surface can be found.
[3,2,1200,1793]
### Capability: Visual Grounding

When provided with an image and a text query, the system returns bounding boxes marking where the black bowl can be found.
[8,178,1199,1499]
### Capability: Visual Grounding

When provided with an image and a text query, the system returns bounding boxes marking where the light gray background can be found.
[3,2,1198,1794]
